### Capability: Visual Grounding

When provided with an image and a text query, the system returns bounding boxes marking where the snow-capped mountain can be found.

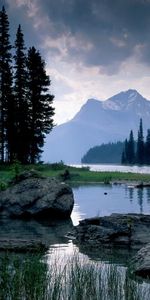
[43,89,150,163]
[102,90,150,114]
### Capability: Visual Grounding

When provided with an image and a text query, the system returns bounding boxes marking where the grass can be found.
[1,162,150,186]
[0,252,150,300]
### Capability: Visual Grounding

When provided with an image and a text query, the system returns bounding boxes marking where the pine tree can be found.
[128,130,135,164]
[136,118,145,164]
[121,150,126,164]
[0,6,13,163]
[145,129,150,165]
[26,47,55,163]
[124,138,129,163]
[14,24,29,163]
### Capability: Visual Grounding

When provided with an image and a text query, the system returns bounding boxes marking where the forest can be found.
[81,141,124,164]
[121,118,150,165]
[82,119,150,165]
[0,6,54,164]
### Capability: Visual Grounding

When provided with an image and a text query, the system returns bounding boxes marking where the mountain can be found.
[43,89,150,163]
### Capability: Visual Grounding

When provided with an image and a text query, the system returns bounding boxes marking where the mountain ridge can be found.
[43,89,150,163]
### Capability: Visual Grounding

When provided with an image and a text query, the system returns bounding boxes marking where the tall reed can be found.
[0,252,150,300]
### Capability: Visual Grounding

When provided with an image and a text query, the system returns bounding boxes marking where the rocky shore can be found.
[74,213,150,278]
[75,213,150,249]
[1,171,150,278]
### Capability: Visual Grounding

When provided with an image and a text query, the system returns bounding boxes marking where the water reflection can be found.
[72,184,150,225]
[137,188,144,214]
[147,188,150,203]
[128,187,134,202]
[0,218,74,248]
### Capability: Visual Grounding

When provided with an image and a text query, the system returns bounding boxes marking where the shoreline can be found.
[1,163,150,186]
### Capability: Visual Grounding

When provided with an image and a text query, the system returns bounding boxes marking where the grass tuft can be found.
[0,253,150,300]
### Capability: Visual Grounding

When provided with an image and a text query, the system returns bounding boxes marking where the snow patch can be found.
[102,100,120,111]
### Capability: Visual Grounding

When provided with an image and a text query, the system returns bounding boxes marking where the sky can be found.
[2,0,150,124]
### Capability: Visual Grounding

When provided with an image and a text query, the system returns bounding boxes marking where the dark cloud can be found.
[4,0,150,73]
[1,1,41,49]
[36,0,150,72]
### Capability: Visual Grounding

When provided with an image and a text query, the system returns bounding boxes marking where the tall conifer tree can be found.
[0,6,13,162]
[136,118,144,164]
[128,130,135,164]
[145,129,150,165]
[14,24,29,163]
[124,138,129,163]
[26,47,55,163]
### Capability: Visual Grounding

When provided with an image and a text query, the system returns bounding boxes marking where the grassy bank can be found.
[0,253,149,300]
[1,162,150,186]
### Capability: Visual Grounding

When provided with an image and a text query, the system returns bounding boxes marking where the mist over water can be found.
[72,164,150,174]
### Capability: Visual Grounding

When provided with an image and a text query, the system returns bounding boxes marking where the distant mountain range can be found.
[43,89,150,163]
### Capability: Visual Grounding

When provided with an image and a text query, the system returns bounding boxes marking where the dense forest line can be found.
[0,6,54,164]
[81,141,124,164]
[82,118,150,165]
[121,118,150,165]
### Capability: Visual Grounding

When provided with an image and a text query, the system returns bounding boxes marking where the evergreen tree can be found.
[128,130,135,164]
[26,47,54,163]
[0,6,13,163]
[14,24,29,163]
[121,150,126,164]
[124,138,129,163]
[136,118,144,164]
[145,129,150,165]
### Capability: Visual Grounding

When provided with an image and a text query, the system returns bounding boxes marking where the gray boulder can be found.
[130,243,150,278]
[75,214,150,249]
[0,172,74,219]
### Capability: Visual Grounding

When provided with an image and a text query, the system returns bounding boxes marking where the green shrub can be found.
[0,181,7,191]
[11,160,22,180]
[60,169,71,180]
[103,176,112,184]
[49,161,65,171]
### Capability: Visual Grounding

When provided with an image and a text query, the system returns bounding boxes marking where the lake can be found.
[46,182,150,298]
[71,183,150,225]
[1,182,150,298]
[72,163,150,173]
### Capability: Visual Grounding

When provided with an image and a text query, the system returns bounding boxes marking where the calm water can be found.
[2,183,150,294]
[47,183,150,280]
[72,163,150,173]
[71,183,150,225]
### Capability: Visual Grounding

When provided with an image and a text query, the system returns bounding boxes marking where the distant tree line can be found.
[0,6,55,164]
[81,141,124,164]
[121,118,150,165]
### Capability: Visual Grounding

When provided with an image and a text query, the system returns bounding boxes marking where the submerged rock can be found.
[0,172,74,219]
[75,214,150,249]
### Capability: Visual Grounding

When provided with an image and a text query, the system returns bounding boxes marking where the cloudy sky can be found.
[2,0,150,124]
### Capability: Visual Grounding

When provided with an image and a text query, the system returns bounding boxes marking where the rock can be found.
[130,243,150,278]
[0,172,74,219]
[11,169,45,183]
[75,214,150,249]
